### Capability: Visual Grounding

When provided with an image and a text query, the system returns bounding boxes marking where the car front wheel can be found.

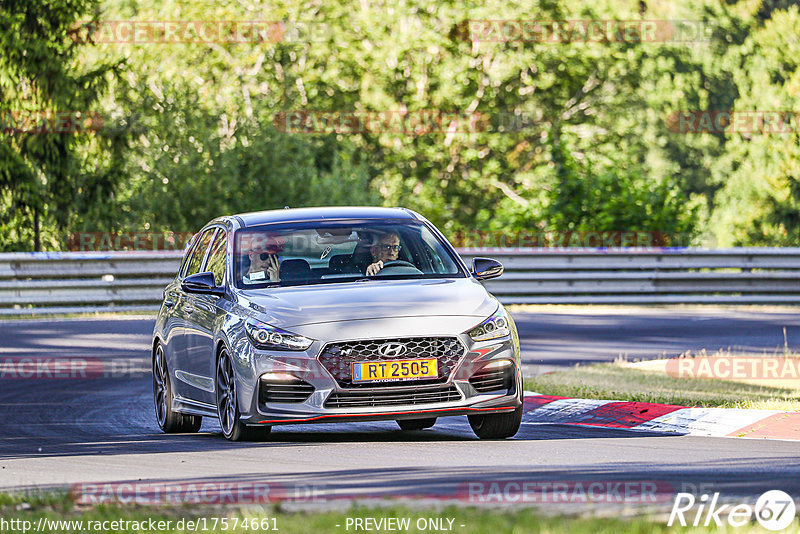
[153,343,202,433]
[216,347,271,441]
[468,406,522,439]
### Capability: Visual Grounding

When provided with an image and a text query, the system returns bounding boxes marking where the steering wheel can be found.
[377,260,423,275]
[382,260,416,268]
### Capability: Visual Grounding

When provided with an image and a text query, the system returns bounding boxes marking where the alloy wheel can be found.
[153,345,168,427]
[216,350,237,437]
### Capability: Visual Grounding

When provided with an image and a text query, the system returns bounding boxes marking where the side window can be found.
[206,230,228,286]
[178,234,198,276]
[185,229,214,277]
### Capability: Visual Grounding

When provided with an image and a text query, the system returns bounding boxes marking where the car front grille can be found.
[258,378,315,405]
[469,365,515,393]
[318,337,465,388]
[324,385,462,409]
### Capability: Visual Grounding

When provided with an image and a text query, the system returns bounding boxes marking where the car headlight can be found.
[245,319,314,351]
[467,307,511,342]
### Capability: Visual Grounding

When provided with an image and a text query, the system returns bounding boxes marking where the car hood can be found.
[236,277,497,329]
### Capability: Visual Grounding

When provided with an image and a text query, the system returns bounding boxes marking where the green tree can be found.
[707,7,800,245]
[11,0,800,250]
[0,0,127,250]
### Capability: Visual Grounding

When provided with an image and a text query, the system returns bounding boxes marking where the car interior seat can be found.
[279,259,316,281]
[327,254,357,274]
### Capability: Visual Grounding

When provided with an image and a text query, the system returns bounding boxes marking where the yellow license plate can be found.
[352,358,438,382]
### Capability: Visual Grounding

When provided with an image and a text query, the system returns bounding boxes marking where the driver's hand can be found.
[266,254,280,281]
[366,260,384,276]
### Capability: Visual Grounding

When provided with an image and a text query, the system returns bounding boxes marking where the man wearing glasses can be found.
[365,231,402,276]
[243,236,283,284]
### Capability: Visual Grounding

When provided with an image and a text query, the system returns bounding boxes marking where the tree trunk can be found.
[33,207,40,252]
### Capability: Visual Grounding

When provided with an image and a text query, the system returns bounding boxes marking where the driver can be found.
[365,231,402,276]
[243,235,283,284]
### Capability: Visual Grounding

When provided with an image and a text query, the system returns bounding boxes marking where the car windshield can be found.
[234,220,465,288]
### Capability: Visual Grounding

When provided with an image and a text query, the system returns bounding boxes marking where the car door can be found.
[182,227,227,405]
[160,236,198,376]
[171,227,216,402]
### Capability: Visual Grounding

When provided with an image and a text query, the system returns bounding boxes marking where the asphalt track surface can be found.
[1,309,799,512]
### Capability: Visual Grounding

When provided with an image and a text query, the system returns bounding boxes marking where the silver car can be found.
[152,207,522,441]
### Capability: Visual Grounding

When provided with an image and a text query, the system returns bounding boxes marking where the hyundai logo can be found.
[377,342,407,357]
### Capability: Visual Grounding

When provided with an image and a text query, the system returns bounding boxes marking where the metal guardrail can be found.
[469,248,800,305]
[0,252,180,315]
[2,248,800,315]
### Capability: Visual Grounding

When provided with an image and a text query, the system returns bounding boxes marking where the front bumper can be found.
[233,333,522,426]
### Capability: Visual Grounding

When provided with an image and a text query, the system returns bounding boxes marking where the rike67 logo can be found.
[669,490,796,530]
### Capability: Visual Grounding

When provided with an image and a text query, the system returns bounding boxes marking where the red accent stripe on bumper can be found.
[257,405,514,424]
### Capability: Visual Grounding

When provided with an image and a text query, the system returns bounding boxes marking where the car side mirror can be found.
[471,257,504,281]
[182,272,226,296]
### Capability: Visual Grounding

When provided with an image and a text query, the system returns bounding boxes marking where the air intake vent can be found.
[324,385,462,409]
[469,366,514,393]
[259,378,315,405]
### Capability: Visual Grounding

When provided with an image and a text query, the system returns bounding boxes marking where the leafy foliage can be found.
[2,0,799,249]
[0,0,131,250]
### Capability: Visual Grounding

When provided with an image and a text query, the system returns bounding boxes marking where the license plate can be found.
[352,358,438,382]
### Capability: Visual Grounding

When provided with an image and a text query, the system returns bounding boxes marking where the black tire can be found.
[468,405,522,439]
[153,343,202,433]
[216,347,271,441]
[396,417,437,430]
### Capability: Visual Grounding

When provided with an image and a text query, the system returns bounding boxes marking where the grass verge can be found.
[0,491,793,534]
[524,361,800,410]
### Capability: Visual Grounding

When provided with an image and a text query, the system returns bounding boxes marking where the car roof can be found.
[225,206,419,228]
